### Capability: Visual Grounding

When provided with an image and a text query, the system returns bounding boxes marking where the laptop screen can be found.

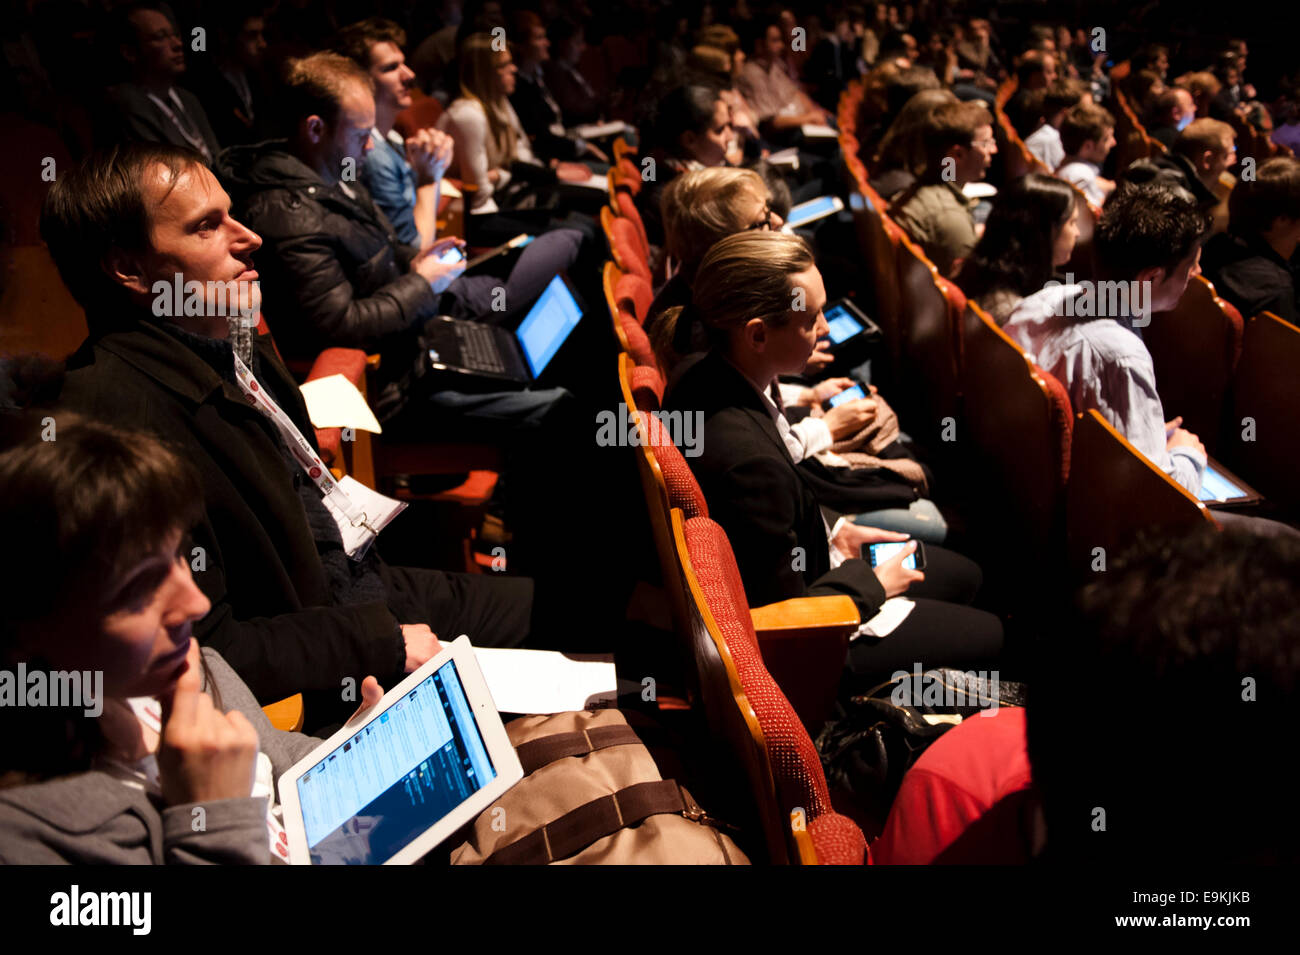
[825,303,865,345]
[296,658,496,865]
[516,275,584,378]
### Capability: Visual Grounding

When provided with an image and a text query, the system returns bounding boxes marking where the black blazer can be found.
[58,317,405,705]
[98,82,222,160]
[510,70,584,161]
[664,350,886,615]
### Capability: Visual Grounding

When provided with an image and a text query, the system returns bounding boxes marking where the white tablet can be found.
[278,635,523,865]
[786,194,845,229]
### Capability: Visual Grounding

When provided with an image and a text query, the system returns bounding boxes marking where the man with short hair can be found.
[1173,117,1238,195]
[98,2,221,161]
[738,15,831,134]
[44,143,540,733]
[1023,79,1087,171]
[334,18,456,249]
[1003,182,1210,495]
[1201,156,1300,323]
[214,52,580,431]
[1005,49,1058,137]
[890,100,996,277]
[1146,86,1196,149]
[1056,102,1116,206]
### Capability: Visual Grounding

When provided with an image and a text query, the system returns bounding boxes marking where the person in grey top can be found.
[0,414,385,864]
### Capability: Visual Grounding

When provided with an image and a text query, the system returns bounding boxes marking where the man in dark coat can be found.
[41,142,538,734]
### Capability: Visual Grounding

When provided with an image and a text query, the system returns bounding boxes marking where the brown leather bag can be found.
[450,709,749,865]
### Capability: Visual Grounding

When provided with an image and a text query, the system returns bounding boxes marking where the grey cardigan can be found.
[0,650,320,864]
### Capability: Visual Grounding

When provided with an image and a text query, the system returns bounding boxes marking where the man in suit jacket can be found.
[42,143,539,733]
[99,2,221,162]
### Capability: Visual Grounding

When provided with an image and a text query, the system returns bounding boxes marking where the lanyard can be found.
[147,88,211,160]
[231,353,380,554]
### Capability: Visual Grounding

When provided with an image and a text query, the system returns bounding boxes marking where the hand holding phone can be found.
[864,539,927,570]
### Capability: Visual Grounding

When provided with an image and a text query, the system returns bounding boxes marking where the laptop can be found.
[423,274,584,389]
[278,636,523,865]
[1198,457,1264,509]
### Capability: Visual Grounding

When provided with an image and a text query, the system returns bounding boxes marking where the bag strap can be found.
[484,780,701,865]
[513,724,645,775]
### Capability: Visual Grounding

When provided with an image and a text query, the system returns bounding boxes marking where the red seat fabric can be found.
[614,190,651,262]
[643,411,707,518]
[614,273,654,327]
[682,516,867,865]
[621,314,657,370]
[629,364,665,411]
[609,216,652,283]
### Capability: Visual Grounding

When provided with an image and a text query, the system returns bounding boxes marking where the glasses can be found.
[971,136,997,150]
[745,200,774,231]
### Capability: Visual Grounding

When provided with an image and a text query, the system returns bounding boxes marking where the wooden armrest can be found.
[750,595,860,635]
[751,596,860,734]
[262,693,304,733]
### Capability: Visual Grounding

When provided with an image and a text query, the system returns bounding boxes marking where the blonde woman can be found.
[660,230,1001,681]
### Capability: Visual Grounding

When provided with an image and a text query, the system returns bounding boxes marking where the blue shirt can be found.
[361,128,420,247]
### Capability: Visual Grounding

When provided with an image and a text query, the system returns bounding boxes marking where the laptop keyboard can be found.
[455,322,506,373]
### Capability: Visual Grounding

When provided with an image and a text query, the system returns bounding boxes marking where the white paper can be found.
[571,120,630,139]
[767,147,800,170]
[850,597,916,640]
[438,179,463,198]
[963,182,998,199]
[800,123,838,139]
[299,374,382,434]
[322,476,407,558]
[474,647,618,714]
[565,171,611,192]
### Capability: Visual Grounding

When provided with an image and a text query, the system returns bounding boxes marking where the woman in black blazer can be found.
[661,231,1003,678]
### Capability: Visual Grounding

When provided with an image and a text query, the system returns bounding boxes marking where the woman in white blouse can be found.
[437,32,589,218]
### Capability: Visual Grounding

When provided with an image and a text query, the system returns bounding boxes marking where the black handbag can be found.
[816,669,1027,822]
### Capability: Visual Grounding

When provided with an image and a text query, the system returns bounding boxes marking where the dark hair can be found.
[1095,181,1208,280]
[113,1,176,53]
[956,173,1076,301]
[1228,157,1300,236]
[281,51,374,131]
[884,65,941,117]
[39,143,206,315]
[334,17,408,70]
[877,29,914,61]
[646,83,725,158]
[0,413,205,782]
[1028,525,1300,863]
[1015,49,1053,84]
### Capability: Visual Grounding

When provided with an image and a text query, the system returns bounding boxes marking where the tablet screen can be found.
[1197,464,1246,502]
[825,304,864,344]
[827,385,867,407]
[789,195,839,227]
[296,659,496,865]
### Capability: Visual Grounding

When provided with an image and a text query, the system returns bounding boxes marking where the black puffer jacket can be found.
[215,140,438,363]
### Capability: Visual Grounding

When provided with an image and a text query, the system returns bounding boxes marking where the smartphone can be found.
[827,384,867,407]
[864,539,926,570]
[436,245,466,265]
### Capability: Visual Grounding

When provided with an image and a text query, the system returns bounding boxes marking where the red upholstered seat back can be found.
[629,364,664,411]
[680,515,867,865]
[614,190,651,262]
[621,313,657,370]
[606,215,652,283]
[643,410,707,518]
[614,273,654,327]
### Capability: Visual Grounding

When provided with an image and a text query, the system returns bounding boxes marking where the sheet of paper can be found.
[322,476,407,558]
[474,647,618,714]
[850,597,916,640]
[438,179,463,198]
[962,182,998,199]
[767,147,800,170]
[571,120,630,139]
[801,123,838,139]
[566,171,612,192]
[299,374,382,434]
